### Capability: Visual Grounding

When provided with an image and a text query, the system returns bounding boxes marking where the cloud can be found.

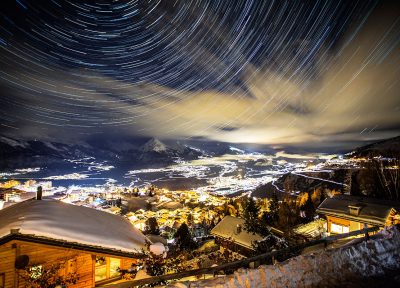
[0,1,399,151]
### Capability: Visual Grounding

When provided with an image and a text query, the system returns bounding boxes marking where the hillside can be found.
[252,169,348,198]
[349,135,400,158]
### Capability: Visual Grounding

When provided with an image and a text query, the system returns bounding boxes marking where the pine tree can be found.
[302,193,315,222]
[144,217,160,235]
[278,196,299,230]
[174,222,195,251]
[242,197,260,235]
[265,191,279,225]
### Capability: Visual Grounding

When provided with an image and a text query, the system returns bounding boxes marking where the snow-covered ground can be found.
[167,226,400,288]
[126,153,289,194]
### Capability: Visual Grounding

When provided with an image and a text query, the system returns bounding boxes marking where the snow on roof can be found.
[157,201,183,210]
[317,195,400,226]
[211,216,263,249]
[0,199,148,254]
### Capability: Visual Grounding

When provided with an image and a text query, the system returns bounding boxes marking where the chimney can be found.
[10,228,20,234]
[36,186,42,200]
[348,204,363,216]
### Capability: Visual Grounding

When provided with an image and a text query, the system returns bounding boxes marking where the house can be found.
[316,195,400,234]
[210,216,263,256]
[0,188,33,206]
[0,197,149,288]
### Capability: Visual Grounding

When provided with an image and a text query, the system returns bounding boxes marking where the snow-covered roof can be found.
[0,199,148,255]
[211,216,263,249]
[157,201,183,210]
[317,195,400,226]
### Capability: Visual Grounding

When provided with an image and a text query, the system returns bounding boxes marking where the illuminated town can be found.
[0,0,399,287]
[1,147,399,286]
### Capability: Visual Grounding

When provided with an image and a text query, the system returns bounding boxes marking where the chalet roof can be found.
[210,216,263,249]
[316,195,400,226]
[156,201,183,210]
[0,199,148,256]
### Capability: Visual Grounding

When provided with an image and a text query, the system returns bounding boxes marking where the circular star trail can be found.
[0,0,399,146]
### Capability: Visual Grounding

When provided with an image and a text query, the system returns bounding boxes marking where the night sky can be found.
[0,0,399,150]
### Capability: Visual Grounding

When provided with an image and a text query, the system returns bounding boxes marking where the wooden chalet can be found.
[211,216,263,256]
[316,195,400,235]
[0,197,149,287]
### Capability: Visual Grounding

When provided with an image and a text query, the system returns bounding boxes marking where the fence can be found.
[100,226,379,288]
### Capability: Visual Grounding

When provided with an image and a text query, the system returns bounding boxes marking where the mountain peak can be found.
[140,138,168,153]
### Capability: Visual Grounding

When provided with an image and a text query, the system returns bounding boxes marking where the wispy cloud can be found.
[0,1,399,150]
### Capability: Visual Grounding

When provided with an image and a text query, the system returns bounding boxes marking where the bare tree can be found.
[373,157,400,200]
[361,156,400,200]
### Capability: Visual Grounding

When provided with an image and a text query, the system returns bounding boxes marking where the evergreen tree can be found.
[174,222,195,251]
[265,191,279,225]
[278,196,299,230]
[242,197,259,234]
[144,217,160,235]
[301,193,315,222]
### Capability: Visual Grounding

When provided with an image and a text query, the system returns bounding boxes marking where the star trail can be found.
[0,0,399,149]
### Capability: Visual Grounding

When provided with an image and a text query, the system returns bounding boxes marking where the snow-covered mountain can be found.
[133,138,205,165]
[0,136,111,170]
[0,136,206,171]
[140,138,168,153]
[0,133,275,174]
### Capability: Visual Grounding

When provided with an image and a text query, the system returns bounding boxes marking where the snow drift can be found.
[168,226,400,287]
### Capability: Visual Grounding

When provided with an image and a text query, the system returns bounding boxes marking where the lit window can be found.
[30,265,42,279]
[95,257,107,282]
[95,256,121,282]
[109,258,120,278]
[330,223,349,234]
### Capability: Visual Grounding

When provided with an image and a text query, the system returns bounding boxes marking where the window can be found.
[30,265,43,279]
[95,257,107,282]
[95,256,121,282]
[330,223,349,234]
[109,258,120,278]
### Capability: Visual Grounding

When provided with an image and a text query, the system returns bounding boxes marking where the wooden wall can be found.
[0,243,15,288]
[326,216,383,234]
[0,240,137,288]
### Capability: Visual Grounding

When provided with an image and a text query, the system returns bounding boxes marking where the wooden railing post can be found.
[364,227,370,241]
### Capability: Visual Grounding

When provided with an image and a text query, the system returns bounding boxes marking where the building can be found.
[0,188,31,206]
[316,195,400,234]
[0,197,149,288]
[211,216,263,256]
